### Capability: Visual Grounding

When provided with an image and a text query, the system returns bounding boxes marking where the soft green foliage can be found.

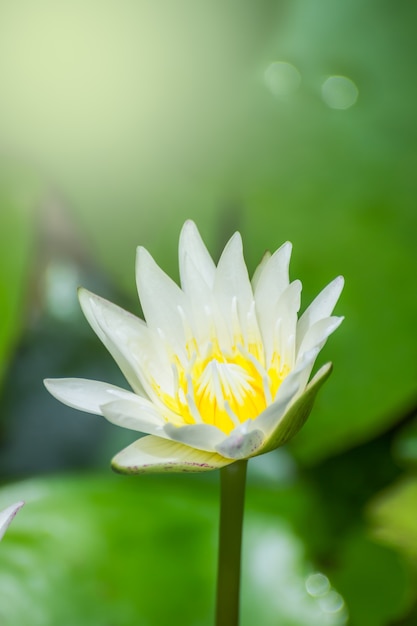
[0,168,37,387]
[0,472,412,626]
[370,477,417,560]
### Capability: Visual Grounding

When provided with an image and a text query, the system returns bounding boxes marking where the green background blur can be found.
[0,1,417,624]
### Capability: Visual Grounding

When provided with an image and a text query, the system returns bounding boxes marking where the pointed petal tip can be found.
[326,315,345,335]
[77,285,93,300]
[330,275,345,295]
[222,230,243,254]
[44,377,62,396]
[271,240,292,261]
[77,286,88,305]
[308,361,333,387]
[135,245,148,265]
[0,501,24,540]
[136,244,156,266]
[293,278,303,291]
[181,219,198,234]
[231,230,243,245]
[332,275,345,294]
[6,500,24,513]
[317,360,333,375]
[12,501,24,516]
[77,286,99,313]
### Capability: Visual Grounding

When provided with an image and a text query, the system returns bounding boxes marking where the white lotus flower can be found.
[45,221,343,473]
[0,502,24,541]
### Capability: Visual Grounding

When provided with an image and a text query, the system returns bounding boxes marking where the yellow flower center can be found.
[157,339,289,435]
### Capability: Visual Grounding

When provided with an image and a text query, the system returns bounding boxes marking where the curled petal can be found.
[78,289,152,396]
[0,501,24,541]
[44,378,139,415]
[163,422,226,452]
[112,435,232,474]
[101,398,172,434]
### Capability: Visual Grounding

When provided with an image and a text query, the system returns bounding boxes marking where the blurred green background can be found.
[0,1,417,624]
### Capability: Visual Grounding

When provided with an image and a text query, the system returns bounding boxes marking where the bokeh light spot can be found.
[306,572,330,597]
[264,61,301,99]
[319,590,345,614]
[44,261,80,321]
[321,75,358,109]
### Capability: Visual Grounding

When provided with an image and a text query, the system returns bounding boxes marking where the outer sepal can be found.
[112,435,232,474]
[254,363,333,456]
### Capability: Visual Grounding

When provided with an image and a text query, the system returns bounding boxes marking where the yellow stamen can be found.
[153,339,288,435]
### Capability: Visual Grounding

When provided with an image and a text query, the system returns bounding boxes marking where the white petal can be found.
[214,232,254,339]
[259,347,321,436]
[78,289,173,396]
[179,253,216,344]
[259,280,301,367]
[136,246,189,359]
[278,346,320,400]
[254,375,301,436]
[179,220,216,290]
[101,398,175,435]
[297,276,344,350]
[163,423,225,452]
[255,362,333,456]
[0,501,24,541]
[296,316,344,363]
[44,378,139,415]
[254,241,292,312]
[251,250,272,291]
[215,422,264,460]
[112,435,232,474]
[275,280,302,368]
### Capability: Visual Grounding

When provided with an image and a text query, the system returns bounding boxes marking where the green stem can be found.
[215,460,248,626]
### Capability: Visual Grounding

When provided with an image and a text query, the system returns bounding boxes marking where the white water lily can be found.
[0,502,24,541]
[45,221,343,473]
